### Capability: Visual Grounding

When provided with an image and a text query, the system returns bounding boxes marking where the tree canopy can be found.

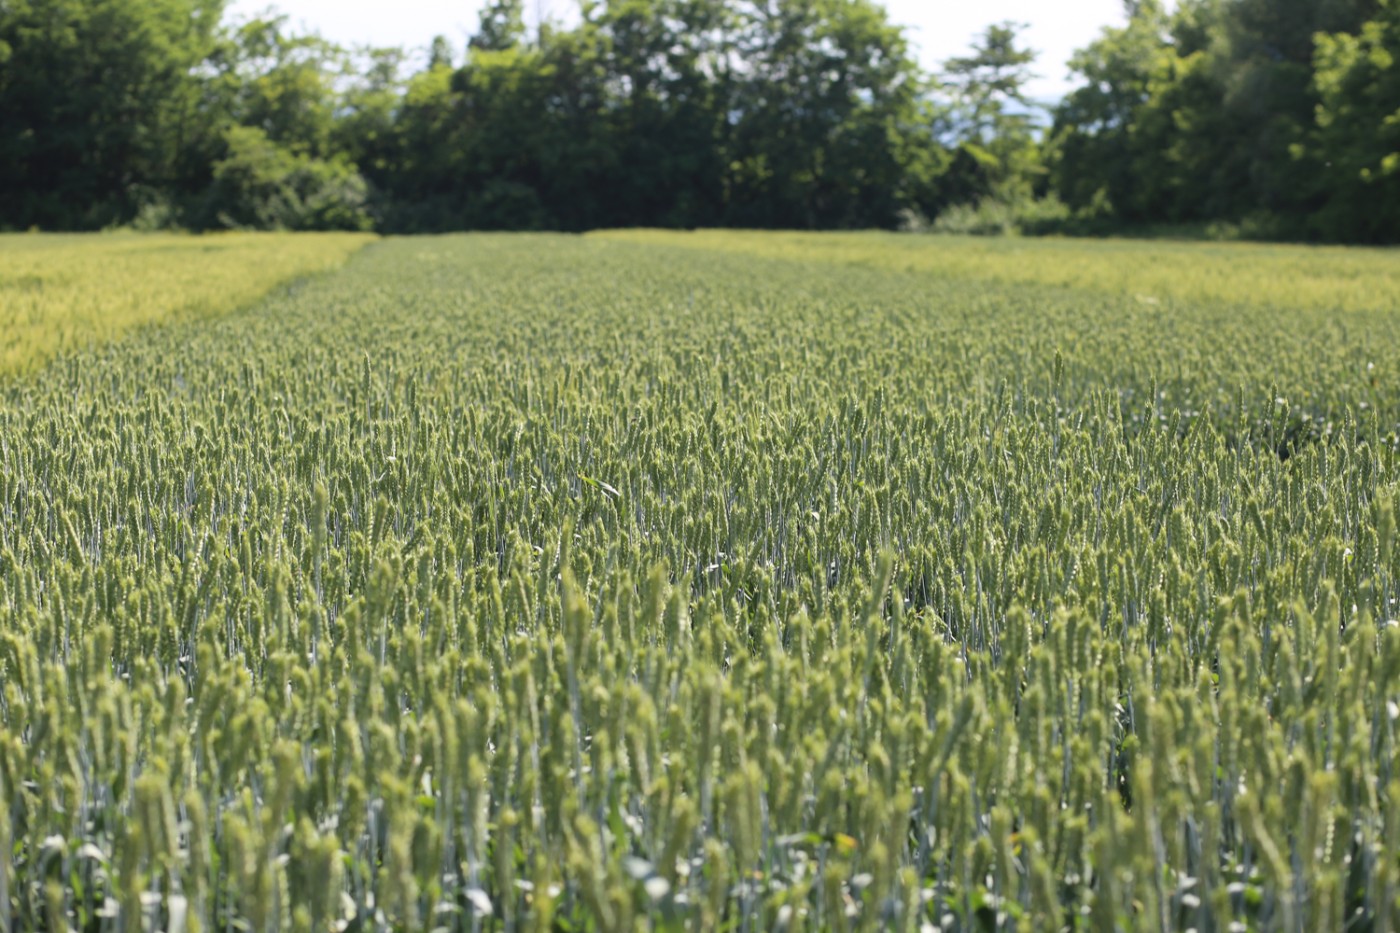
[1048,0,1398,241]
[1,0,1396,241]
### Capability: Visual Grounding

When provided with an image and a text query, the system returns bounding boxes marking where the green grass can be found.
[1,232,1398,931]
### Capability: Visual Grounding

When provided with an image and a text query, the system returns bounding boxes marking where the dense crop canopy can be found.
[0,232,374,376]
[598,230,1400,314]
[0,233,1398,930]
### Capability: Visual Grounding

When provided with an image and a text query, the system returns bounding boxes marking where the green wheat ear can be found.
[3,231,1400,930]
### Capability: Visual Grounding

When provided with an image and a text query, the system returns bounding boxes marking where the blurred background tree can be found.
[0,0,1396,240]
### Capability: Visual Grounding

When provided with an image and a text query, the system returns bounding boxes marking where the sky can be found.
[225,0,1136,102]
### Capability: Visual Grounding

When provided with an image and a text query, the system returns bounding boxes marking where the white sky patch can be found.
[226,0,1156,101]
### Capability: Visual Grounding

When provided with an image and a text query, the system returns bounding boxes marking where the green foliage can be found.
[204,126,372,231]
[1311,0,1400,242]
[929,22,1052,224]
[206,16,347,159]
[0,0,225,229]
[3,0,1398,240]
[930,193,1070,236]
[940,21,1039,150]
[722,0,937,228]
[2,232,1400,929]
[0,0,944,233]
[379,0,938,231]
[1047,0,1171,218]
[470,0,527,52]
[1050,0,1397,240]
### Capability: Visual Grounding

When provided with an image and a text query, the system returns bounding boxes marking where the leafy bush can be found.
[931,193,1071,236]
[123,186,183,232]
[203,126,373,232]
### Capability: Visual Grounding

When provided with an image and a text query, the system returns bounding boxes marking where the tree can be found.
[1048,1,1170,216]
[1310,0,1400,241]
[471,0,527,52]
[381,40,563,230]
[1124,45,1241,222]
[1149,0,1378,223]
[375,0,938,232]
[724,0,937,228]
[584,0,729,227]
[205,16,348,159]
[334,46,410,185]
[202,125,372,231]
[942,22,1037,143]
[0,0,225,229]
[936,21,1043,208]
[1045,0,1390,237]
[428,34,454,70]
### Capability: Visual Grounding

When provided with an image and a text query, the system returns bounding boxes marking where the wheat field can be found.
[1,232,1398,931]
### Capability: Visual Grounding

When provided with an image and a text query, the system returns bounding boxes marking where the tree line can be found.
[1,0,1397,242]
